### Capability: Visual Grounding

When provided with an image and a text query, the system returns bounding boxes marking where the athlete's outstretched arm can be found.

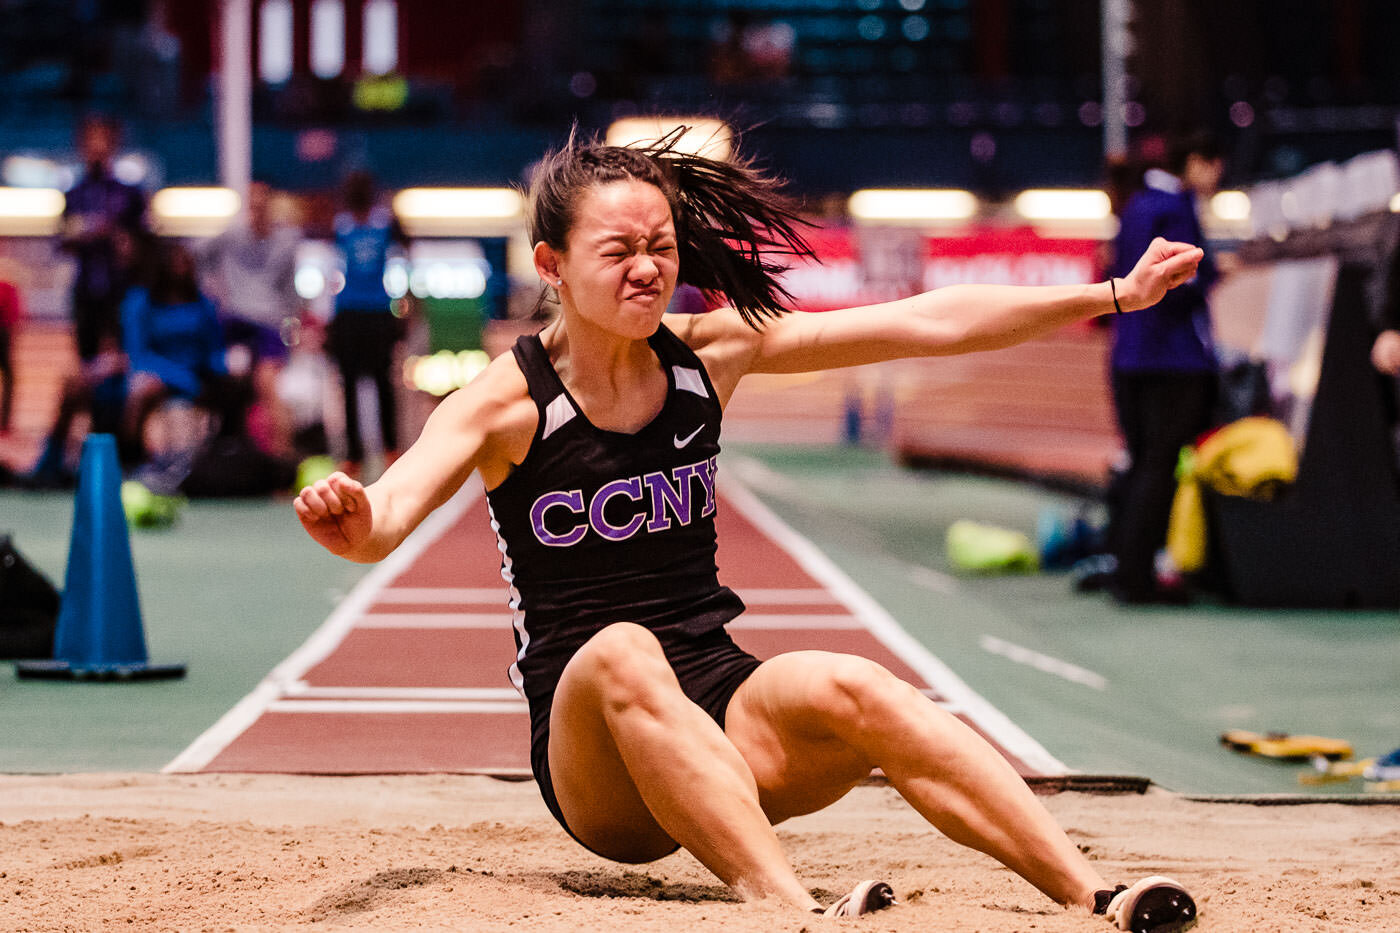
[294,355,534,563]
[739,237,1202,374]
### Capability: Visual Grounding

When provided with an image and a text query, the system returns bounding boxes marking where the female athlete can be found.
[295,131,1201,931]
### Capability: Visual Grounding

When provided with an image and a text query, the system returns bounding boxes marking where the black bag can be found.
[0,534,59,659]
[181,433,297,498]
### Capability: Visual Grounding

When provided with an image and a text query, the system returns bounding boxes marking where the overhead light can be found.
[1013,189,1111,221]
[1210,190,1251,222]
[1390,192,1400,214]
[150,186,241,237]
[0,187,65,235]
[605,117,734,161]
[848,188,978,223]
[393,187,524,236]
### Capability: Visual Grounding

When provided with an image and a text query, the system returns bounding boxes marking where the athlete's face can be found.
[551,179,679,340]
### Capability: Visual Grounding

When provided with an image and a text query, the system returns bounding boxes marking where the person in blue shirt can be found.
[120,239,234,466]
[328,170,411,475]
[26,239,234,486]
[1106,131,1224,604]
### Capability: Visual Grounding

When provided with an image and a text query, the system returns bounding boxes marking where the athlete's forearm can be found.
[901,280,1118,356]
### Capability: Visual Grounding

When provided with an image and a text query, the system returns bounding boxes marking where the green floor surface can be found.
[1,491,370,772]
[726,443,1399,797]
[2,444,1397,796]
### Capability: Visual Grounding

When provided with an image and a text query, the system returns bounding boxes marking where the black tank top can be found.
[485,323,746,704]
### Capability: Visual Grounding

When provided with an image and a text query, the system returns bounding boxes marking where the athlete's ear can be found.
[533,241,562,286]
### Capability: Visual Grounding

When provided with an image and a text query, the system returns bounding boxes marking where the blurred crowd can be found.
[3,114,410,498]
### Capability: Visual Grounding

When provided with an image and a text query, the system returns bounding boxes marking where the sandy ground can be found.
[0,774,1396,932]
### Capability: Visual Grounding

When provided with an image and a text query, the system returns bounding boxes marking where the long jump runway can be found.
[165,478,1066,779]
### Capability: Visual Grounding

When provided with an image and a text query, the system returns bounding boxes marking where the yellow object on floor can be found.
[1221,729,1352,762]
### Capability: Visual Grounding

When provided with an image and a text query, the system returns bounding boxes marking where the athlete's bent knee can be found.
[820,655,923,729]
[570,622,676,712]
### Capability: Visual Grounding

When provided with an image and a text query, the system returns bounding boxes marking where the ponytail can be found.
[525,126,816,329]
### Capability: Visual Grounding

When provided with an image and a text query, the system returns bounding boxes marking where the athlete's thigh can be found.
[546,629,680,863]
[723,650,886,824]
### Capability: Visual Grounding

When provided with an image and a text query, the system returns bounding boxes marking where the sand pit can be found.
[1,773,1396,931]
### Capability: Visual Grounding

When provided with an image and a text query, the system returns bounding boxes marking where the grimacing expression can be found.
[555,179,679,339]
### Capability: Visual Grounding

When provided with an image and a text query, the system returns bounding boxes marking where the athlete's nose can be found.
[629,253,660,285]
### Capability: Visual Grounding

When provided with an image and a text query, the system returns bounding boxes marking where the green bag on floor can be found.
[946,520,1040,574]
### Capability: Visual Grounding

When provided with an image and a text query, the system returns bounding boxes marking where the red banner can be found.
[779,226,1102,312]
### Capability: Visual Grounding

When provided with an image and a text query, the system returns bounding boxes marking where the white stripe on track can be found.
[356,613,508,629]
[719,472,1069,776]
[286,683,523,701]
[980,635,1109,691]
[351,612,864,631]
[374,585,838,606]
[376,587,509,604]
[267,699,529,714]
[162,480,484,773]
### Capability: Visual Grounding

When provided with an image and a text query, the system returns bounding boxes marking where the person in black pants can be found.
[1106,131,1225,604]
[328,172,410,475]
[59,114,148,361]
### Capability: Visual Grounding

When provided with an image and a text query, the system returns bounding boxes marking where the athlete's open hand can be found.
[1116,237,1206,312]
[294,472,375,559]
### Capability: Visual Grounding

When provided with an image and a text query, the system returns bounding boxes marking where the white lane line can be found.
[286,683,522,701]
[721,472,1069,776]
[357,613,508,629]
[162,480,484,773]
[355,613,861,630]
[376,587,508,604]
[737,588,842,604]
[904,563,959,595]
[980,635,1109,691]
[268,699,529,715]
[375,586,839,606]
[727,614,862,630]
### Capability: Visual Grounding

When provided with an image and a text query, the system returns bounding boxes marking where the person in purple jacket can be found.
[1106,131,1225,604]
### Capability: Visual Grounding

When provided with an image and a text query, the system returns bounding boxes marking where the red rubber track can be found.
[171,484,1058,778]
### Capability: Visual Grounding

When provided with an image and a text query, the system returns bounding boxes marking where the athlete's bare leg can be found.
[546,622,820,909]
[723,650,1108,909]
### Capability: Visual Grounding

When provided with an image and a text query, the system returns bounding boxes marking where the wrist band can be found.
[1108,277,1123,314]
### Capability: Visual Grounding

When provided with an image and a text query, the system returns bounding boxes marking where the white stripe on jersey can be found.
[673,366,708,397]
[489,499,530,698]
[542,393,577,440]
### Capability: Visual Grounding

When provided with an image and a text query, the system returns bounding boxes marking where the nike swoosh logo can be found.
[673,424,705,448]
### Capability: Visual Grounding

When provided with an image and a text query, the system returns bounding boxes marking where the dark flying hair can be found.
[525,126,815,329]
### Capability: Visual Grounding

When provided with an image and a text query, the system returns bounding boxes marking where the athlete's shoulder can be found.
[426,349,537,482]
[663,308,766,400]
[452,348,534,423]
[662,307,763,357]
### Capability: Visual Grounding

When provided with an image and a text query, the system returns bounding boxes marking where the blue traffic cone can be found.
[15,434,186,681]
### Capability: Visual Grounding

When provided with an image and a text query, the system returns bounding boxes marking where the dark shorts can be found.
[528,624,762,853]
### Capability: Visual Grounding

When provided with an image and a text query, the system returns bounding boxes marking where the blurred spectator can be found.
[1374,243,1400,473]
[25,331,128,489]
[1373,248,1400,376]
[0,272,21,435]
[197,180,303,455]
[329,171,410,475]
[1104,130,1224,605]
[120,239,237,468]
[59,113,149,360]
